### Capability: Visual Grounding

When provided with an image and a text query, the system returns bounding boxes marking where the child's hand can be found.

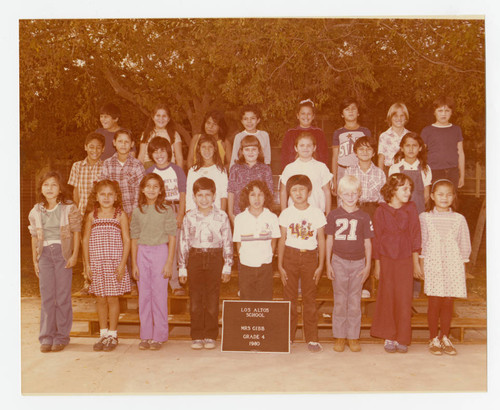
[85,264,93,281]
[359,265,371,283]
[65,254,78,269]
[326,264,334,281]
[176,213,183,229]
[179,276,187,285]
[116,263,126,282]
[373,261,380,280]
[458,175,465,189]
[221,273,231,283]
[413,263,424,280]
[278,266,288,287]
[33,260,39,278]
[131,264,139,281]
[330,178,337,196]
[313,267,323,285]
[162,263,173,279]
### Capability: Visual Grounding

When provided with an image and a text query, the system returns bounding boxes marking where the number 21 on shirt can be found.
[334,218,358,241]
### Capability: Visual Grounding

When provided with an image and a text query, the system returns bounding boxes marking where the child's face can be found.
[241,111,260,132]
[242,145,259,164]
[294,137,316,159]
[431,184,455,211]
[393,181,412,204]
[151,148,170,168]
[99,114,119,130]
[142,178,161,203]
[41,177,60,202]
[355,144,374,162]
[204,117,220,137]
[401,137,422,161]
[194,189,215,211]
[434,105,452,125]
[342,103,359,122]
[85,139,104,162]
[391,108,407,128]
[97,186,117,209]
[289,184,311,206]
[113,133,133,155]
[153,109,170,129]
[339,188,360,208]
[248,186,265,210]
[297,106,314,128]
[199,141,215,163]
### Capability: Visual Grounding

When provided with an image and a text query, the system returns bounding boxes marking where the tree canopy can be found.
[19,18,485,173]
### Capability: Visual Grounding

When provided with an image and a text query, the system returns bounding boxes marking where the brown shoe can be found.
[441,336,457,355]
[40,344,52,353]
[333,338,346,352]
[347,339,361,352]
[51,344,66,352]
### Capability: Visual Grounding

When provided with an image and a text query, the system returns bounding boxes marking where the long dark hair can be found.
[380,173,414,203]
[193,135,225,173]
[141,101,178,144]
[137,173,169,213]
[393,132,429,176]
[203,110,227,141]
[37,171,72,207]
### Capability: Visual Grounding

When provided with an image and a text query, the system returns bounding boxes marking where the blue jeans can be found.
[38,244,73,345]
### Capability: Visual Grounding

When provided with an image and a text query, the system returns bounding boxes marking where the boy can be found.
[229,105,271,168]
[68,132,105,294]
[96,102,122,160]
[99,129,145,218]
[325,175,373,353]
[146,136,187,296]
[178,177,233,350]
[278,174,326,353]
[421,96,465,189]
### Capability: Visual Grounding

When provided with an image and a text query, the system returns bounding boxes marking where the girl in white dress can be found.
[419,179,471,356]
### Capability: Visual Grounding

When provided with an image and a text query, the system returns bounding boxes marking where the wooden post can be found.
[475,161,481,198]
[470,197,486,268]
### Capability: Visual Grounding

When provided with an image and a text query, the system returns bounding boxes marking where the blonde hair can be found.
[386,102,409,126]
[337,175,361,196]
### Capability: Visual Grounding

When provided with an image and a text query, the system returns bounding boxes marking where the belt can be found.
[285,246,317,254]
[190,247,222,254]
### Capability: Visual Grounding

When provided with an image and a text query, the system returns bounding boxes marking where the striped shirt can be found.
[67,158,104,215]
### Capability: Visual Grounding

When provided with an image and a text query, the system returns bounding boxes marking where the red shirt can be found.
[372,201,421,260]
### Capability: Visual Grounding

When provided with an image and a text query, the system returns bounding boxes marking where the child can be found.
[389,132,432,215]
[99,128,146,219]
[419,179,471,355]
[145,136,187,296]
[280,131,332,215]
[377,102,411,173]
[421,96,465,189]
[29,171,81,353]
[178,177,233,350]
[187,110,232,169]
[228,135,274,223]
[233,180,280,300]
[325,175,373,353]
[67,132,105,294]
[278,175,326,353]
[95,102,122,160]
[345,136,386,218]
[130,174,177,350]
[137,101,184,169]
[229,104,271,168]
[185,135,228,212]
[331,98,372,192]
[281,99,329,170]
[370,173,422,353]
[82,180,131,352]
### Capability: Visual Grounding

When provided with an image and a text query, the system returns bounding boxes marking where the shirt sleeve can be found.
[271,214,281,238]
[177,217,190,277]
[129,209,141,240]
[219,170,228,199]
[316,129,329,166]
[185,169,195,211]
[67,162,79,187]
[164,208,177,237]
[221,213,233,275]
[68,204,82,233]
[281,131,295,171]
[419,213,428,259]
[372,208,382,260]
[332,129,340,146]
[407,202,422,253]
[422,166,432,186]
[227,166,237,194]
[99,160,109,181]
[457,214,472,262]
[232,214,241,242]
[264,165,274,195]
[229,133,242,169]
[261,131,272,165]
[173,165,187,193]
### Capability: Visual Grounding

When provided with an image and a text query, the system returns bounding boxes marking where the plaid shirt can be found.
[345,163,386,204]
[177,207,233,277]
[67,158,103,215]
[99,153,145,217]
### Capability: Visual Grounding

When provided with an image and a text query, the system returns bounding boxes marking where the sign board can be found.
[221,300,290,353]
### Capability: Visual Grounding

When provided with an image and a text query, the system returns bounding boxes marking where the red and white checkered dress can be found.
[89,208,131,296]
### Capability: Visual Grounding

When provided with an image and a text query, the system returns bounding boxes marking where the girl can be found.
[331,98,372,192]
[233,180,280,300]
[138,102,184,169]
[370,173,423,353]
[185,135,228,212]
[227,135,274,223]
[187,110,232,170]
[419,179,471,355]
[377,102,411,173]
[82,179,131,352]
[281,98,329,170]
[28,171,81,353]
[130,174,177,351]
[280,131,332,215]
[389,132,432,215]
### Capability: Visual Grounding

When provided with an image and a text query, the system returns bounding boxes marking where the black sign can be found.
[221,300,290,353]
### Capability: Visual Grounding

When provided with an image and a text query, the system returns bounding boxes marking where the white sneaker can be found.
[203,339,216,349]
[441,335,457,355]
[361,289,371,298]
[429,336,442,355]
[191,339,204,350]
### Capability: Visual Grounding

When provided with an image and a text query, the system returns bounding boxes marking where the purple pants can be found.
[137,243,170,342]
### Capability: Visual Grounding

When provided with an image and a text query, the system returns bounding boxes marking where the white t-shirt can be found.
[186,164,228,211]
[279,204,326,250]
[233,208,281,267]
[230,130,271,168]
[389,159,432,186]
[280,158,333,213]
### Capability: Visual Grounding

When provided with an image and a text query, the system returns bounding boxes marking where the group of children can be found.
[28,95,471,357]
